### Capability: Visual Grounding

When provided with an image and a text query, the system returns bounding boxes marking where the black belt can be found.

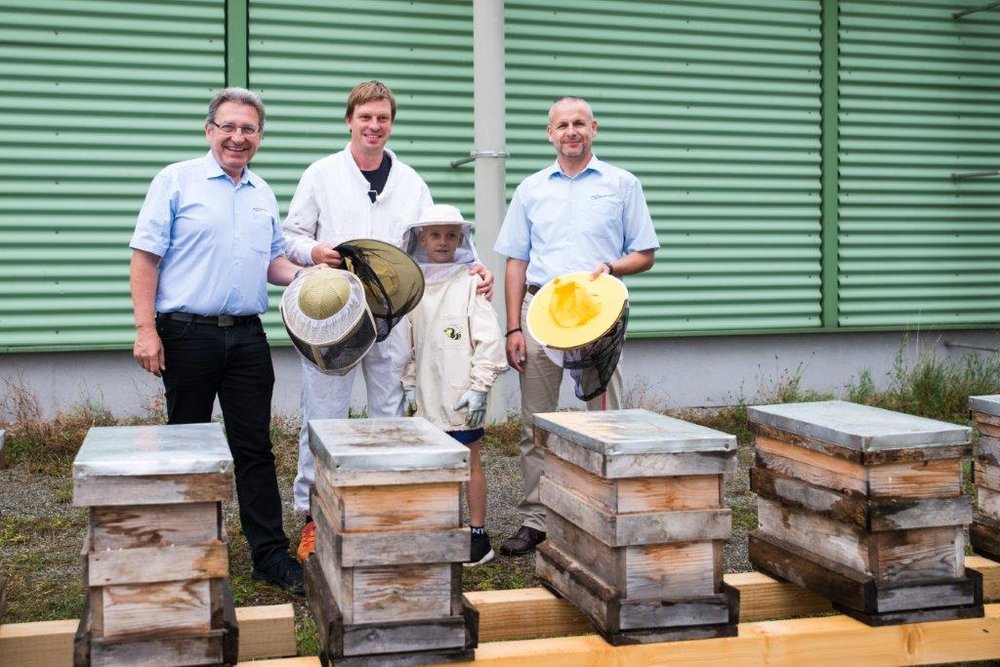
[526,284,541,295]
[157,312,260,327]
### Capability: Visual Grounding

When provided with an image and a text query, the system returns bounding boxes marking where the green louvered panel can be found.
[247,0,475,338]
[0,0,225,352]
[505,0,823,336]
[838,1,1000,327]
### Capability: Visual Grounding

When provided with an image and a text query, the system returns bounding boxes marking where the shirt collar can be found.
[203,151,258,187]
[545,154,603,179]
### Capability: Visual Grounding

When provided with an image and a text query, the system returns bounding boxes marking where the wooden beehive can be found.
[748,400,981,626]
[71,423,237,666]
[533,409,740,645]
[969,395,1000,560]
[305,417,477,666]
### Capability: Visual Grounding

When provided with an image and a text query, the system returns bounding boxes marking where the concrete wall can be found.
[2,329,997,422]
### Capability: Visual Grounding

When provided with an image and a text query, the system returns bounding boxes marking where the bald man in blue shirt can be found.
[129,87,305,594]
[494,96,660,557]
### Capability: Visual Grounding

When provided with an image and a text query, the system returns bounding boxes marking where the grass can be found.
[2,343,999,655]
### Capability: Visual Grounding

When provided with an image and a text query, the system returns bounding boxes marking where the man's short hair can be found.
[206,87,266,129]
[548,96,594,124]
[345,80,397,121]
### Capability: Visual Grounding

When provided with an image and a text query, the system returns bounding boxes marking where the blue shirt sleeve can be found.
[130,170,175,257]
[494,186,531,260]
[622,176,659,253]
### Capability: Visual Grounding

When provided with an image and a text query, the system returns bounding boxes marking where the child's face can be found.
[418,224,464,263]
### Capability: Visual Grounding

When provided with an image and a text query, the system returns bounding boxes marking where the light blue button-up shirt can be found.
[130,152,284,316]
[494,156,659,287]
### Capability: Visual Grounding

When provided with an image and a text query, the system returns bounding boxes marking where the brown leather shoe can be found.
[500,525,546,556]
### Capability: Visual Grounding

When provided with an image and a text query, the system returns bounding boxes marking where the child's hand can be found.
[454,389,488,428]
[403,386,418,416]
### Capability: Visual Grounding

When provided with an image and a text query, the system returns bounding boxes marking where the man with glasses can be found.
[281,80,493,562]
[130,87,305,595]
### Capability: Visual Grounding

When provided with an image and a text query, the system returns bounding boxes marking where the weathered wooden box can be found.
[748,400,982,626]
[969,395,1000,560]
[71,424,238,666]
[306,417,478,666]
[534,409,740,645]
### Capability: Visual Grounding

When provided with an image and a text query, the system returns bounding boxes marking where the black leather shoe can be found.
[252,556,305,596]
[500,525,546,556]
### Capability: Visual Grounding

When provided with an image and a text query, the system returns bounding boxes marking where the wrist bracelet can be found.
[505,327,522,337]
[604,261,615,277]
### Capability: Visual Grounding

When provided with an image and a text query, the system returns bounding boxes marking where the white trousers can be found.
[293,324,408,515]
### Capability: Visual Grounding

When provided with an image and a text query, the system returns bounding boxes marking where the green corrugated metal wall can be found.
[0,0,225,350]
[246,0,475,337]
[1,0,999,352]
[505,0,823,335]
[837,1,1000,327]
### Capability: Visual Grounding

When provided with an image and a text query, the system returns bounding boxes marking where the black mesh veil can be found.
[563,307,629,401]
[335,241,424,342]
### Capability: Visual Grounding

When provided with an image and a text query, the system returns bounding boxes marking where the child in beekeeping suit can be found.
[401,204,508,566]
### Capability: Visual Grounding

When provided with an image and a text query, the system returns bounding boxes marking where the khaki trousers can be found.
[517,293,622,531]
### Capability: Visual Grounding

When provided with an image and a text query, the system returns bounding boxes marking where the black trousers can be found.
[157,315,289,569]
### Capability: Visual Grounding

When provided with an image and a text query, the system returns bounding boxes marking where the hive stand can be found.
[71,423,237,666]
[305,417,478,667]
[748,400,982,626]
[969,395,1000,560]
[533,409,740,645]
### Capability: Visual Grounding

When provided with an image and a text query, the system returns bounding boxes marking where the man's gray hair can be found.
[206,87,266,129]
[548,96,594,124]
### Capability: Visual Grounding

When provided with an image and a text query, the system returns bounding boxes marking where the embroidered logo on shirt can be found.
[443,327,462,340]
[591,193,615,200]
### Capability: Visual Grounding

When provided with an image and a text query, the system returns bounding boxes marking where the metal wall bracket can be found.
[450,150,510,168]
[952,0,1000,19]
[951,169,1000,180]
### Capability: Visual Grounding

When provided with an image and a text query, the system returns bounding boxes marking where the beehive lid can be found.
[748,400,970,452]
[309,417,470,484]
[73,423,232,478]
[969,395,1000,417]
[534,409,736,478]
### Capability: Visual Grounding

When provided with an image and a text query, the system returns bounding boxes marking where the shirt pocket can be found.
[248,208,274,255]
[584,193,623,228]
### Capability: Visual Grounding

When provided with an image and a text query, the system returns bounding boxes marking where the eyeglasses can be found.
[209,121,259,136]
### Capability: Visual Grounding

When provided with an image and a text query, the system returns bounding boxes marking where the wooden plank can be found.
[972,410,1000,428]
[543,451,617,511]
[339,527,470,567]
[868,496,971,532]
[975,419,1000,439]
[89,632,225,666]
[545,509,719,600]
[466,604,1000,667]
[87,542,228,585]
[867,457,962,499]
[0,605,296,667]
[971,512,1000,561]
[72,472,232,507]
[756,497,868,574]
[348,563,455,625]
[617,474,723,513]
[755,437,867,496]
[463,589,593,643]
[235,604,297,660]
[99,579,211,640]
[871,526,963,583]
[978,435,1000,466]
[333,482,461,532]
[976,459,1000,492]
[753,422,971,465]
[980,487,1000,520]
[541,476,730,547]
[90,503,221,550]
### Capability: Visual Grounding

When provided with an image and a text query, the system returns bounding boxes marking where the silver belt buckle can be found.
[217,315,235,327]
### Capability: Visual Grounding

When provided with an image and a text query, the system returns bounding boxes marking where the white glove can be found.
[403,386,417,416]
[454,389,488,428]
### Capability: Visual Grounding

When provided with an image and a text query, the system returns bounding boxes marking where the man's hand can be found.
[134,325,165,377]
[590,261,614,280]
[311,243,343,268]
[470,264,494,301]
[506,330,526,373]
